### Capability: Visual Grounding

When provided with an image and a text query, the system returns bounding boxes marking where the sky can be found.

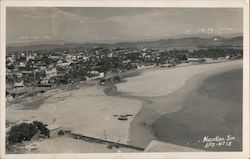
[6,7,243,44]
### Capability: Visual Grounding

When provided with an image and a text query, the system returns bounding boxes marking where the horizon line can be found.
[6,33,243,47]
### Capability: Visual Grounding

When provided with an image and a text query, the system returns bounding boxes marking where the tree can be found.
[7,121,50,145]
[33,121,50,138]
[7,123,37,144]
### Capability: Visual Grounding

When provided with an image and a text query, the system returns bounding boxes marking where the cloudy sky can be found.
[6,7,243,44]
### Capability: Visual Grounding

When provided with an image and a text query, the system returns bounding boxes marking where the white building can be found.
[90,70,99,75]
[26,55,35,61]
[40,78,49,85]
[18,62,26,68]
[47,124,62,138]
[46,68,57,78]
[14,81,24,87]
[57,60,71,66]
[188,58,206,62]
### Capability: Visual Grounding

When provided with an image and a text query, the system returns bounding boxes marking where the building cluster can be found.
[6,47,243,97]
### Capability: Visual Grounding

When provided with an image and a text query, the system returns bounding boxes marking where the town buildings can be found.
[6,46,243,100]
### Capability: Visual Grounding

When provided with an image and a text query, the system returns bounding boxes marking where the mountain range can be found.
[7,35,243,52]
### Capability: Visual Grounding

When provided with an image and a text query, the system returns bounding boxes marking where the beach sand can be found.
[23,136,139,153]
[116,60,243,97]
[7,85,143,148]
[118,60,243,150]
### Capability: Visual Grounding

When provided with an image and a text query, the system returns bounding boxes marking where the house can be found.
[47,124,62,138]
[57,60,71,66]
[14,81,24,88]
[122,59,131,64]
[188,58,206,63]
[46,68,57,78]
[50,55,59,60]
[26,55,35,61]
[99,72,104,78]
[90,70,99,75]
[40,78,49,85]
[18,62,26,68]
[225,55,232,59]
[87,72,105,80]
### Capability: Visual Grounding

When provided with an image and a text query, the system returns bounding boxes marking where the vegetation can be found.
[7,123,37,144]
[7,121,49,145]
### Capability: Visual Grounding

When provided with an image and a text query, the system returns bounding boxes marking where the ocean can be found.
[152,68,243,151]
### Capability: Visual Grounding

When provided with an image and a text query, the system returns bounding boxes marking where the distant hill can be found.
[7,35,243,52]
[113,36,243,48]
[7,40,68,47]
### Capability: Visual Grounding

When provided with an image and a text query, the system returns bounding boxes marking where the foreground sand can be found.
[23,136,139,153]
[7,85,142,146]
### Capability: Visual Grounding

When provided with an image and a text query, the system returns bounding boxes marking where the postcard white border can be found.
[0,0,249,159]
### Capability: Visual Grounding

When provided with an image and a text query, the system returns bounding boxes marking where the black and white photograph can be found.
[1,0,249,158]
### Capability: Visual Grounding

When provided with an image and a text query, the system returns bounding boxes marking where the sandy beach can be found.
[6,60,243,153]
[117,60,243,150]
[7,86,143,146]
[116,60,243,97]
[21,136,140,153]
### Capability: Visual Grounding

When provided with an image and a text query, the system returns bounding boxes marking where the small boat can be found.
[118,116,128,121]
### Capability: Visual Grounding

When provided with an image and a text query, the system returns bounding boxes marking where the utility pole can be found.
[104,129,107,141]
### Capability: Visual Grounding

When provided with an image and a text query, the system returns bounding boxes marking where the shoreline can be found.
[152,68,242,151]
[6,59,238,108]
[6,60,243,153]
[111,60,243,148]
[6,83,143,153]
